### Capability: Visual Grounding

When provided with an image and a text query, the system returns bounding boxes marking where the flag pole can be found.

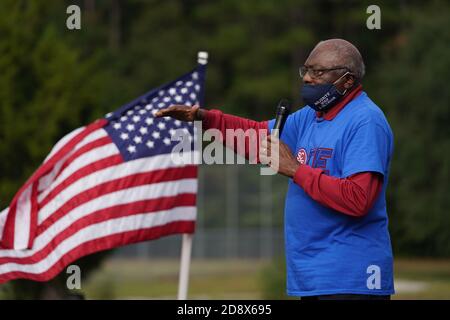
[177,51,208,300]
[177,233,193,300]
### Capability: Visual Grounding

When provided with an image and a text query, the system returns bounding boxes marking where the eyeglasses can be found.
[299,66,349,79]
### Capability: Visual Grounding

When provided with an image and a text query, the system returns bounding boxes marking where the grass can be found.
[83,259,269,299]
[80,258,450,300]
[393,258,450,299]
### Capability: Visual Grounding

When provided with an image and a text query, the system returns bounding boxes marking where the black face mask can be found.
[301,72,350,112]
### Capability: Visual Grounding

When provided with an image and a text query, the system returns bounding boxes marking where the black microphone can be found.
[272,99,291,137]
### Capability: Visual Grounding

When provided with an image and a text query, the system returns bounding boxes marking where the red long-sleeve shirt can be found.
[202,85,382,217]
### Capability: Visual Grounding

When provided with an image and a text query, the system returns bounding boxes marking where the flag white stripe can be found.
[0,206,196,274]
[37,143,119,203]
[38,151,197,223]
[38,161,65,193]
[0,208,9,241]
[77,128,108,145]
[13,185,33,250]
[38,129,108,193]
[0,178,197,258]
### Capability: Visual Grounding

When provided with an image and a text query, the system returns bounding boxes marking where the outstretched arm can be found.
[156,105,268,162]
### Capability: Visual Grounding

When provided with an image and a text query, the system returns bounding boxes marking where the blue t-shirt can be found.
[268,92,395,297]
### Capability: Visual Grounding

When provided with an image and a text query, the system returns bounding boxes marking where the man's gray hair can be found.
[317,39,366,81]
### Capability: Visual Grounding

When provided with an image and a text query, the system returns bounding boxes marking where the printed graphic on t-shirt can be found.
[297,147,333,175]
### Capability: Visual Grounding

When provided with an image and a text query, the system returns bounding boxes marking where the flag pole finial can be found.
[197,51,208,65]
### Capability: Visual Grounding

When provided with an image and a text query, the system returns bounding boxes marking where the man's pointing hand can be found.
[155,104,203,122]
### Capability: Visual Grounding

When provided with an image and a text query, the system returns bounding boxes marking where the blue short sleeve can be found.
[341,121,393,178]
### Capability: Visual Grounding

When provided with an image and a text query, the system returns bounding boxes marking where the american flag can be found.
[0,64,205,283]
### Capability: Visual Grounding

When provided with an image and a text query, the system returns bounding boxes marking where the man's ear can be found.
[343,74,355,89]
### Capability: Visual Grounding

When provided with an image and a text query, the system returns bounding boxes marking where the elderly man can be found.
[156,39,395,300]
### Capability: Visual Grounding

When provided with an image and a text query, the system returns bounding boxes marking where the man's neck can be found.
[316,84,363,121]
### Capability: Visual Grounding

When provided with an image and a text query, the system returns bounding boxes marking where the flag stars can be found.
[152,131,161,139]
[107,69,203,158]
[139,127,148,135]
[163,137,171,145]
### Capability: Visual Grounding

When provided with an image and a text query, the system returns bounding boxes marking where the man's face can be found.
[301,47,351,92]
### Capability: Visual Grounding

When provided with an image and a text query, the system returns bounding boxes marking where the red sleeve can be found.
[203,109,269,163]
[293,165,383,217]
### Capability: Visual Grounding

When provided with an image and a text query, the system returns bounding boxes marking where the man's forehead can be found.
[305,45,342,68]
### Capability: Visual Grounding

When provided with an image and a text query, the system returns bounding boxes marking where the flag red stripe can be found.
[0,220,195,283]
[2,201,17,250]
[37,165,198,235]
[27,183,39,249]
